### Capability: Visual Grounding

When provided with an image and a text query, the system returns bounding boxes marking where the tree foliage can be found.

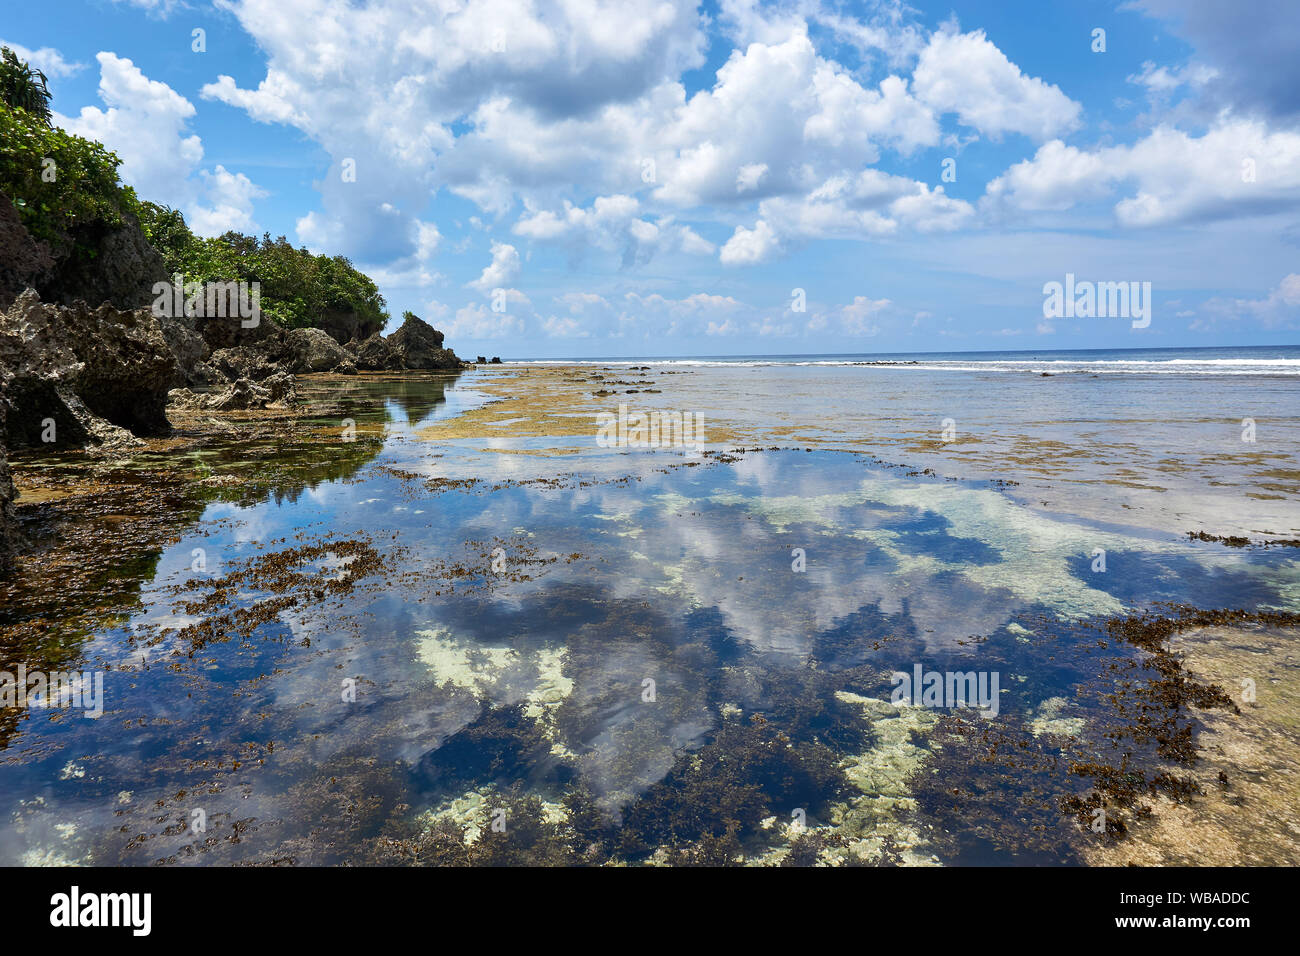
[0,104,144,249]
[0,47,51,123]
[138,202,388,333]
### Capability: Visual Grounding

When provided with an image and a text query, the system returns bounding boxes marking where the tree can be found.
[0,47,52,124]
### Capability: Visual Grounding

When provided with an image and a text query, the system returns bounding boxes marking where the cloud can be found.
[467,241,522,293]
[201,0,707,250]
[188,165,267,236]
[720,219,780,265]
[444,302,526,340]
[829,295,892,336]
[1128,0,1300,120]
[0,40,85,79]
[1195,273,1300,329]
[650,31,939,208]
[513,194,713,265]
[1127,60,1219,99]
[722,168,974,258]
[983,118,1300,226]
[58,52,263,237]
[912,27,1082,141]
[110,0,182,14]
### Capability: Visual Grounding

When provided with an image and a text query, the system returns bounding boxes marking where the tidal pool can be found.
[2,371,1298,865]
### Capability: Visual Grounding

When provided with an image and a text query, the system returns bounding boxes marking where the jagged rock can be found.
[352,333,403,371]
[42,217,168,310]
[0,199,55,310]
[386,313,461,370]
[261,370,298,404]
[0,290,179,449]
[279,327,354,373]
[193,308,281,352]
[315,307,384,346]
[489,356,502,364]
[476,355,486,364]
[169,371,297,412]
[157,314,216,387]
[207,378,273,411]
[209,345,280,382]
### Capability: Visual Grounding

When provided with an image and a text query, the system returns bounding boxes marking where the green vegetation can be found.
[0,46,51,122]
[0,44,387,335]
[138,202,388,333]
[1,46,142,251]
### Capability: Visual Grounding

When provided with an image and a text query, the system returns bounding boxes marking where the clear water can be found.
[2,356,1299,865]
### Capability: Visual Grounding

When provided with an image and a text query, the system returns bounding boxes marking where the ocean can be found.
[2,347,1298,865]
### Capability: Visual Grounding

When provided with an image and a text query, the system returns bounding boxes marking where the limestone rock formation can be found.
[384,313,462,370]
[168,371,297,411]
[351,333,404,371]
[279,327,354,373]
[0,199,54,310]
[0,289,180,449]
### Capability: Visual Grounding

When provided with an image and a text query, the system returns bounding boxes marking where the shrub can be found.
[0,103,142,250]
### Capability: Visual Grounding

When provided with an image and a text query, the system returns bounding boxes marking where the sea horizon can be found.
[505,342,1300,368]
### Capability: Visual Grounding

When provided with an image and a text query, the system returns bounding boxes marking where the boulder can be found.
[351,332,403,371]
[386,313,461,370]
[207,378,274,411]
[191,306,281,352]
[0,290,180,449]
[209,345,280,382]
[279,327,354,373]
[316,307,383,346]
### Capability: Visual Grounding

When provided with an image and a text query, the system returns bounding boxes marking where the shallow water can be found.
[2,367,1299,865]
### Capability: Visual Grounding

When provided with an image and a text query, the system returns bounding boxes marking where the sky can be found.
[4,0,1300,357]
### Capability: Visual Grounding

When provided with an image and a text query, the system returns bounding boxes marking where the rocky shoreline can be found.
[0,285,467,573]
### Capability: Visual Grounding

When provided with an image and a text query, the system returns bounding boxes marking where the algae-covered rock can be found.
[0,404,15,573]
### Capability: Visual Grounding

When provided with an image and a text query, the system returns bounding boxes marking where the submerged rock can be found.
[0,408,15,573]
[0,289,179,449]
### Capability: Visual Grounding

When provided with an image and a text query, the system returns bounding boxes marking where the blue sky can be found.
[4,0,1299,356]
